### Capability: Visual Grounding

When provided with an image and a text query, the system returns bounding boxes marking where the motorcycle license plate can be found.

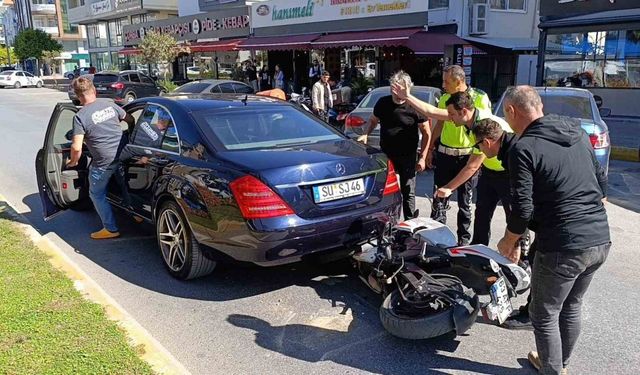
[312,178,365,203]
[490,277,513,324]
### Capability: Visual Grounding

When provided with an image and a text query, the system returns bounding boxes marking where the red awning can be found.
[238,34,321,51]
[189,39,245,53]
[119,47,140,56]
[406,32,485,55]
[310,28,423,49]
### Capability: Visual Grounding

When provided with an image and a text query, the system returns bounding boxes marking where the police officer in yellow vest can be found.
[430,65,491,245]
[442,91,514,246]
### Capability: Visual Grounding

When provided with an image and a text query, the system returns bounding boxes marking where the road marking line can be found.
[0,195,191,375]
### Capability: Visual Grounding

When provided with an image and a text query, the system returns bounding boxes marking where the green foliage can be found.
[0,215,153,374]
[40,50,60,65]
[351,75,375,97]
[158,79,178,92]
[0,47,17,66]
[13,29,62,61]
[138,30,187,66]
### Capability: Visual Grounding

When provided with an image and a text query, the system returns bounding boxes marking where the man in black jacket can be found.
[497,86,610,375]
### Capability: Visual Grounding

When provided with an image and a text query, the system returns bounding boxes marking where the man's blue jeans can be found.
[89,163,118,232]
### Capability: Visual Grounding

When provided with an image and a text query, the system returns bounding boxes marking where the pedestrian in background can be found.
[309,60,321,88]
[497,85,610,375]
[245,61,257,92]
[273,64,284,90]
[67,77,135,239]
[259,65,271,91]
[311,71,332,121]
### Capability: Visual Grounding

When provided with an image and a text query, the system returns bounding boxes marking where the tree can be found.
[0,47,17,66]
[138,30,189,80]
[13,28,62,61]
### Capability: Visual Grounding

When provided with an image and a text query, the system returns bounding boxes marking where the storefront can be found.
[122,7,250,82]
[537,0,640,117]
[242,0,472,93]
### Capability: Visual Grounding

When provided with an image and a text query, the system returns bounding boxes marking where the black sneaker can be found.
[501,308,533,331]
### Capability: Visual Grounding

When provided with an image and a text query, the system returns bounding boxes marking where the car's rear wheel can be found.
[36,81,43,88]
[156,201,216,280]
[125,92,136,103]
[14,81,21,89]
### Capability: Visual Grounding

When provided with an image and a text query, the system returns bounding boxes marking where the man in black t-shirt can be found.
[357,71,430,220]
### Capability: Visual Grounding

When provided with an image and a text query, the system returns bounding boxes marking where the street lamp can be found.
[2,24,10,66]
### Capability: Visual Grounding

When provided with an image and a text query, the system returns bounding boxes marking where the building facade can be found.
[537,0,640,117]
[67,0,178,71]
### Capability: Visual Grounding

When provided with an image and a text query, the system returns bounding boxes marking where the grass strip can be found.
[0,217,154,375]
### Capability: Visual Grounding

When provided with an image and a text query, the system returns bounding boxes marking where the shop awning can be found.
[238,34,321,51]
[119,47,140,56]
[310,28,423,49]
[189,39,245,53]
[406,32,485,55]
[463,36,538,51]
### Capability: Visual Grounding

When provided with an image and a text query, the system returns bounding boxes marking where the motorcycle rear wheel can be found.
[379,289,455,339]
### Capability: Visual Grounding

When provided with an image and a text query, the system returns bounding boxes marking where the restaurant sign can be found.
[123,7,250,45]
[252,0,428,29]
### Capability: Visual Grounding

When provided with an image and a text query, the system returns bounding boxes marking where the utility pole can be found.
[3,26,10,66]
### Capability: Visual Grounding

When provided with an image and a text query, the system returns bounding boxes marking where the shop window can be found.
[428,0,449,9]
[490,0,525,11]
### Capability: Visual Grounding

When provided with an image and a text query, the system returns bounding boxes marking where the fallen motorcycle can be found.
[352,215,531,339]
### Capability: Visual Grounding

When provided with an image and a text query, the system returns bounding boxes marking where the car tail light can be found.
[230,175,294,219]
[6,76,11,81]
[383,160,400,196]
[345,115,366,128]
[110,82,124,90]
[589,132,610,149]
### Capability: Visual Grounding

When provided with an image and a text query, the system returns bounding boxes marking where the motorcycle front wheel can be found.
[379,288,456,340]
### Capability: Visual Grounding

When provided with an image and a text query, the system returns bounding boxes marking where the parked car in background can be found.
[343,86,441,149]
[187,66,208,77]
[37,95,401,280]
[67,74,94,104]
[172,79,255,94]
[89,70,163,105]
[494,86,610,174]
[66,67,91,80]
[0,70,44,88]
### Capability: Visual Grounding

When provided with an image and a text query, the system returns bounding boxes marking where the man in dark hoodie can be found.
[497,86,610,375]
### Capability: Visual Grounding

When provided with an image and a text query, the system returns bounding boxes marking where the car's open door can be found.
[35,103,83,221]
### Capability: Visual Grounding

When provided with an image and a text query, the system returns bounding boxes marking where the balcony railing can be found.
[35,26,59,35]
[31,3,57,14]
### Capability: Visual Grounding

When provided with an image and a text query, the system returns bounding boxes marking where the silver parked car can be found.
[343,86,441,149]
[494,86,611,174]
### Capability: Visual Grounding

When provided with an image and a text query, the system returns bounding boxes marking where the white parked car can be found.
[0,70,44,88]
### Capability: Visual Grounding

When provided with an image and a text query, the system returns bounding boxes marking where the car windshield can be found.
[496,92,594,121]
[93,74,118,83]
[195,106,343,151]
[174,82,212,93]
[359,89,432,109]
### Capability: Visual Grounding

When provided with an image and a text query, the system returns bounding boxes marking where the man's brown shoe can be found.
[527,351,568,374]
[90,228,120,240]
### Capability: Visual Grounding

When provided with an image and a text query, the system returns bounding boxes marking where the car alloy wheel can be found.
[36,81,43,88]
[125,93,136,103]
[14,81,21,89]
[158,208,187,273]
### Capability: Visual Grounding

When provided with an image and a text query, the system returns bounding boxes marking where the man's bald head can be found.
[502,85,544,135]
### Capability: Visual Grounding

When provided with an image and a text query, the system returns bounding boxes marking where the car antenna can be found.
[241,94,248,106]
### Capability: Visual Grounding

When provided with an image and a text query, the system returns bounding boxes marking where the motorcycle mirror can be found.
[489,258,501,273]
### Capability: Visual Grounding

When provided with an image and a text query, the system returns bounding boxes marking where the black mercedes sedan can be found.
[36,95,401,279]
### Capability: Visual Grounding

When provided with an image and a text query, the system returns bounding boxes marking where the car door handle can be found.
[149,157,170,166]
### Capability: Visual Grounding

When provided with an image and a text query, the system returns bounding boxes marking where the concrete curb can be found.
[611,146,640,162]
[0,195,191,375]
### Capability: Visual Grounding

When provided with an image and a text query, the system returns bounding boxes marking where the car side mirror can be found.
[599,107,611,118]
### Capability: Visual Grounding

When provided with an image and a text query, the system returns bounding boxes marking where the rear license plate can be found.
[96,87,107,91]
[312,178,365,203]
[489,277,513,324]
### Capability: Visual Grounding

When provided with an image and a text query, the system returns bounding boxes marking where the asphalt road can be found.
[1,88,639,375]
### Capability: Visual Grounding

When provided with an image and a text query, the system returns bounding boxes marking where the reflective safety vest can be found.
[469,112,513,172]
[438,87,492,149]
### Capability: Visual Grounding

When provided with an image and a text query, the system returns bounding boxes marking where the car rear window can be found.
[195,106,343,151]
[359,89,432,109]
[0,71,13,76]
[93,74,118,83]
[495,92,594,120]
[174,82,212,93]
